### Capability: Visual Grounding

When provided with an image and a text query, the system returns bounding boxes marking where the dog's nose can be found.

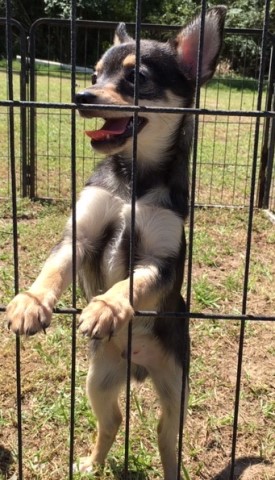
[75,91,96,104]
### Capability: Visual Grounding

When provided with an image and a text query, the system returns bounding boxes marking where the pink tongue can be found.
[85,118,130,141]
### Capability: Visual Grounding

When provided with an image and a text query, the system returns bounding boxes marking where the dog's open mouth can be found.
[85,116,147,145]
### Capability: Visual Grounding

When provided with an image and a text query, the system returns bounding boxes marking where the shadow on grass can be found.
[110,470,149,480]
[213,456,272,480]
[72,455,152,479]
[0,444,13,475]
[110,456,273,480]
[108,459,150,480]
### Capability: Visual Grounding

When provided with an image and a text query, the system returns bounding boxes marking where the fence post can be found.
[257,39,275,208]
[263,84,275,208]
[28,24,37,199]
[19,26,29,197]
[0,18,29,197]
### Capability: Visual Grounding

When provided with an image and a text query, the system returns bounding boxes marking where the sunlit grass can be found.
[0,62,266,204]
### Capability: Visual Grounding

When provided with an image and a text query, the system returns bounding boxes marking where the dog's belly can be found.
[114,318,165,368]
[130,335,164,368]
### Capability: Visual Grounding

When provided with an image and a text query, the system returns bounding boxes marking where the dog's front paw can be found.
[6,292,53,335]
[78,293,134,339]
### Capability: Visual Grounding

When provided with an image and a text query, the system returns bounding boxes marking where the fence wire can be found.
[0,1,275,480]
[0,19,275,209]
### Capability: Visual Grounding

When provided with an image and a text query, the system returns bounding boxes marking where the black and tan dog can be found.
[6,7,226,479]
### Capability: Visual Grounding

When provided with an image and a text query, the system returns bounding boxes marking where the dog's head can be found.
[76,7,226,158]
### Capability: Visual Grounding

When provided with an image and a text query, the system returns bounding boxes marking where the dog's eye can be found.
[91,73,97,85]
[126,69,146,85]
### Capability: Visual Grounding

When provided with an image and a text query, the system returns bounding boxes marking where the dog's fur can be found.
[6,8,226,479]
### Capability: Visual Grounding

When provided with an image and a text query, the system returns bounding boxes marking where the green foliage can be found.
[1,0,275,75]
[44,0,166,22]
[152,0,201,25]
[164,0,275,31]
[157,0,273,76]
[222,0,265,74]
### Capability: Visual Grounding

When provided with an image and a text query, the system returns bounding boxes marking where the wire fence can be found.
[0,1,275,480]
[0,18,275,210]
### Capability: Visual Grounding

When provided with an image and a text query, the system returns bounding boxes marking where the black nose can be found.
[75,90,96,104]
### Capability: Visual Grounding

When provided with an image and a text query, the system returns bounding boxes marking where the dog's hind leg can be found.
[75,341,126,473]
[150,358,189,480]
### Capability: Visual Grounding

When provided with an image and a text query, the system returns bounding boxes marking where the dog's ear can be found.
[114,23,134,45]
[175,6,227,84]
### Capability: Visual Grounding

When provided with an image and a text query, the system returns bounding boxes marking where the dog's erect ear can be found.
[114,23,134,45]
[175,6,227,84]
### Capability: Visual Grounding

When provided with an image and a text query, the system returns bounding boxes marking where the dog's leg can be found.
[5,242,75,335]
[6,186,122,336]
[150,358,189,480]
[75,341,125,473]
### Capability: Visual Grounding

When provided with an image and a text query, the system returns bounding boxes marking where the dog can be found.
[6,7,226,479]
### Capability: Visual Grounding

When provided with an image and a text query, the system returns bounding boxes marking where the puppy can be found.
[6,7,226,479]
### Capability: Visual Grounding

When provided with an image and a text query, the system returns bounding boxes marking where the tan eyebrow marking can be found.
[122,54,136,68]
[95,59,104,73]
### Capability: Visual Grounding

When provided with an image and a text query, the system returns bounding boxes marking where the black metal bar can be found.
[229,1,271,478]
[0,305,274,321]
[124,1,143,476]
[0,18,28,198]
[5,1,24,478]
[178,1,208,477]
[68,0,77,477]
[20,31,28,198]
[263,86,275,208]
[13,20,28,197]
[1,99,275,119]
[230,39,251,206]
[29,18,37,198]
[186,0,207,326]
[258,43,275,208]
[12,17,274,39]
[262,51,275,209]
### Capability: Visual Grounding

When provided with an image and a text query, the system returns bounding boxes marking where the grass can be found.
[0,60,268,205]
[0,61,100,199]
[0,201,274,480]
[0,66,275,479]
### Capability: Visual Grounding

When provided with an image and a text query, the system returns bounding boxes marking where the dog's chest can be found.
[77,185,182,298]
[102,217,128,290]
[102,199,183,287]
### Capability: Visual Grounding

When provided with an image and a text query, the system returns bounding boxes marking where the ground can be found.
[0,200,274,480]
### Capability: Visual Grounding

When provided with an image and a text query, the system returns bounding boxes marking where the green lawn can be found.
[0,61,266,205]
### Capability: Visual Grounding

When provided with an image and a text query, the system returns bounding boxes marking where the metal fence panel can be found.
[0,17,275,210]
[0,18,28,199]
[0,1,275,480]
